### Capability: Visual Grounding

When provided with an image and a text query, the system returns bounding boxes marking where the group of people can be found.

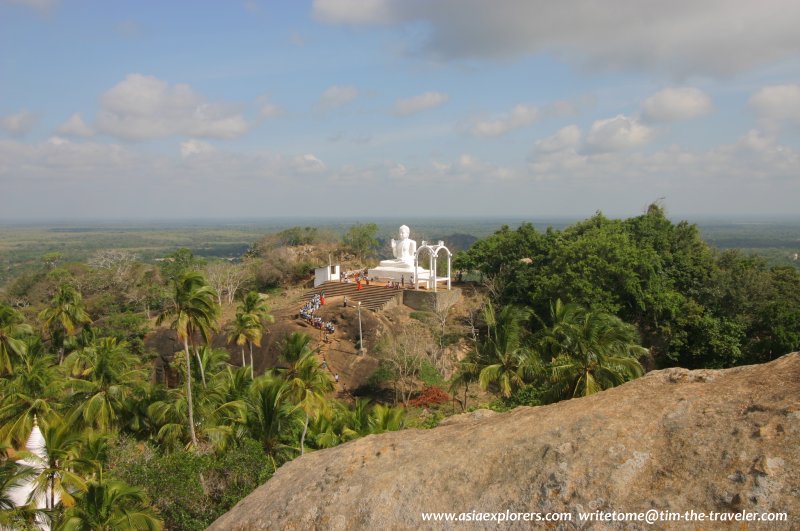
[340,268,375,290]
[298,293,335,334]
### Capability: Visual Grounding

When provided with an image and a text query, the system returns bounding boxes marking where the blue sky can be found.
[1,0,799,220]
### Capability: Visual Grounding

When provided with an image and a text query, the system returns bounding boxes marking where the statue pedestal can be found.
[368,261,432,284]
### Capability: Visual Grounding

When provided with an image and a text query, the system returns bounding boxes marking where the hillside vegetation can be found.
[1,208,798,529]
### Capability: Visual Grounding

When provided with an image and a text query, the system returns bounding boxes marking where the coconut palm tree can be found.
[28,420,88,511]
[476,304,535,398]
[367,403,406,434]
[226,313,260,372]
[147,355,246,452]
[193,346,230,383]
[245,376,296,467]
[38,285,91,365]
[239,291,273,323]
[0,447,41,529]
[60,477,162,531]
[285,353,333,455]
[308,401,361,449]
[538,299,646,401]
[156,272,219,447]
[63,337,146,432]
[274,332,314,380]
[238,292,274,378]
[448,358,480,412]
[0,341,63,446]
[0,303,33,375]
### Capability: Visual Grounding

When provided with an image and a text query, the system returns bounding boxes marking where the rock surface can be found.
[209,354,800,530]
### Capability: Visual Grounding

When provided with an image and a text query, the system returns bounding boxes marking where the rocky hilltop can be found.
[209,354,800,530]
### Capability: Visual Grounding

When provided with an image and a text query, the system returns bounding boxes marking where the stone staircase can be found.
[301,281,404,312]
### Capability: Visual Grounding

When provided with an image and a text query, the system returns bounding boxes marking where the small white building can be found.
[314,264,341,287]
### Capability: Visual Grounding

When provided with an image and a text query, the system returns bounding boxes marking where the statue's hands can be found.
[390,238,396,247]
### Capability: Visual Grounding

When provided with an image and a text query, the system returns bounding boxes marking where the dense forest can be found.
[1,206,799,529]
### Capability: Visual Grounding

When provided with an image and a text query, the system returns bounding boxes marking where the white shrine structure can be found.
[368,225,452,291]
[8,417,57,530]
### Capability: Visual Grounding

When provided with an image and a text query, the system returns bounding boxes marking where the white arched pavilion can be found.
[414,241,452,292]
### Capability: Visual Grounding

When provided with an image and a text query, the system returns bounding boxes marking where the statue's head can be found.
[399,225,410,239]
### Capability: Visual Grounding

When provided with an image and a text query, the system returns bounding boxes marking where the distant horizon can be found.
[0,212,800,225]
[3,212,800,227]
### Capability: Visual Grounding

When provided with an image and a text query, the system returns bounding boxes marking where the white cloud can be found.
[313,0,395,24]
[256,95,284,120]
[57,113,95,137]
[1,109,37,136]
[642,87,713,123]
[315,85,359,111]
[392,91,449,115]
[293,153,327,173]
[96,74,249,140]
[260,103,282,119]
[180,139,215,158]
[2,130,798,218]
[527,130,799,187]
[430,153,517,182]
[313,0,800,76]
[534,125,582,153]
[749,84,800,126]
[0,137,136,180]
[585,115,654,153]
[467,104,539,137]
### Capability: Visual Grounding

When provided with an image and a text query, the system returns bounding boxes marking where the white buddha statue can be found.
[380,225,417,268]
[370,224,430,283]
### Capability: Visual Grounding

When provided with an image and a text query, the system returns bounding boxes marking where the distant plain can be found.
[2,216,799,287]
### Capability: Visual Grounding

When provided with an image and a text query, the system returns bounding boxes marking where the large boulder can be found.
[210,354,800,530]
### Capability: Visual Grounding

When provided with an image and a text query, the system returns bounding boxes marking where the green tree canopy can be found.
[342,223,379,264]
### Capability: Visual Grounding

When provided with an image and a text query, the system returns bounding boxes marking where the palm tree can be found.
[194,346,229,382]
[0,446,41,529]
[0,303,33,375]
[238,292,274,378]
[156,272,219,447]
[148,351,246,451]
[0,341,63,446]
[63,337,145,432]
[308,401,361,449]
[38,285,91,365]
[538,299,646,401]
[274,332,314,380]
[448,358,480,412]
[226,313,260,373]
[245,376,296,467]
[29,420,88,511]
[367,404,406,434]
[476,304,535,398]
[60,477,162,531]
[285,353,333,455]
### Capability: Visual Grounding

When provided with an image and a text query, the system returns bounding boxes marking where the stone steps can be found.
[302,281,404,311]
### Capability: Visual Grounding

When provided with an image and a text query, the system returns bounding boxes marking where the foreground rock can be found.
[210,354,800,530]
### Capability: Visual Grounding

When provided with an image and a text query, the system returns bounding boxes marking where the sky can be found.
[1,0,799,221]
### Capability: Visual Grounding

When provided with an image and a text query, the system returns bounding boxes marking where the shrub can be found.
[409,386,450,407]
[107,437,271,530]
